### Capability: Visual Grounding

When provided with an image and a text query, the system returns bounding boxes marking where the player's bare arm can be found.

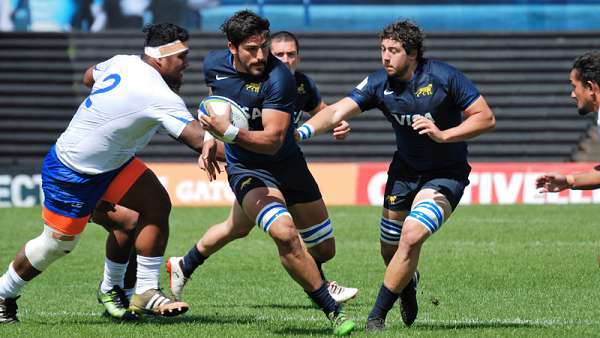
[412,96,495,143]
[235,108,290,154]
[177,120,207,153]
[299,97,361,140]
[83,66,95,88]
[199,104,290,155]
[306,100,351,140]
[537,169,600,192]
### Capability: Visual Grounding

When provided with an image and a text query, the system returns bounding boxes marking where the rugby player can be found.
[167,30,357,307]
[293,20,495,331]
[175,11,356,336]
[0,23,205,323]
[536,52,600,192]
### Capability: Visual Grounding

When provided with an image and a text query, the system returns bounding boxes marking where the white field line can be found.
[19,310,600,326]
[441,240,600,247]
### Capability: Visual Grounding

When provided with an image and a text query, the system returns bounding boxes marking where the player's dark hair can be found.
[220,10,270,47]
[380,20,425,62]
[572,51,600,88]
[271,31,299,53]
[143,22,189,47]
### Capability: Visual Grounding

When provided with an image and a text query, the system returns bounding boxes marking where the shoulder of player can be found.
[265,58,295,85]
[362,69,388,88]
[422,58,465,82]
[203,49,230,70]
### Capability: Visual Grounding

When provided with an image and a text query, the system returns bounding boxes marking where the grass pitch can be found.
[1,204,599,337]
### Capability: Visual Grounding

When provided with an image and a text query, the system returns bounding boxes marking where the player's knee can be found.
[298,219,334,249]
[24,225,80,271]
[270,222,299,246]
[399,221,429,249]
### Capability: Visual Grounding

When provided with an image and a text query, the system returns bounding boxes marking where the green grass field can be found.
[1,205,599,337]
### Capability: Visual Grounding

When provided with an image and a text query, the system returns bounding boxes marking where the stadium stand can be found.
[0,30,598,166]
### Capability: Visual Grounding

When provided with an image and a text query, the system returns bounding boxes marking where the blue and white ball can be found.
[198,95,249,141]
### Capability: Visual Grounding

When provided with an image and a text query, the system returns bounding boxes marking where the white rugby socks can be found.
[100,257,128,293]
[0,262,26,299]
[135,255,162,294]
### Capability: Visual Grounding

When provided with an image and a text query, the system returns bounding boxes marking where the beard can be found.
[578,107,591,116]
[164,76,182,93]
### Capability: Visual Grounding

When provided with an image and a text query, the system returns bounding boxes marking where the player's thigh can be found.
[92,201,139,232]
[379,172,417,247]
[228,199,255,235]
[113,170,170,217]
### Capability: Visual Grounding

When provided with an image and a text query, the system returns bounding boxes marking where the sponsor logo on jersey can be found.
[391,112,434,126]
[297,83,306,95]
[415,84,433,97]
[244,83,261,93]
[386,195,397,204]
[216,74,229,80]
[384,89,394,95]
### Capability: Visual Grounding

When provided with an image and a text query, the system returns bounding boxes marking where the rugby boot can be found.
[166,257,189,301]
[399,270,420,327]
[97,284,138,320]
[327,307,356,336]
[130,288,188,317]
[0,296,19,324]
[365,316,386,332]
[327,281,358,304]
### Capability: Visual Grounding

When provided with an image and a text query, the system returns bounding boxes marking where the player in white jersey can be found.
[0,23,206,324]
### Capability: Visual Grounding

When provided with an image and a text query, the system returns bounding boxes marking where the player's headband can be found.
[144,40,189,59]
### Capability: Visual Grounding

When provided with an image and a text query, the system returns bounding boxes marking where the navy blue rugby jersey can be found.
[203,49,298,165]
[348,58,480,171]
[292,71,322,127]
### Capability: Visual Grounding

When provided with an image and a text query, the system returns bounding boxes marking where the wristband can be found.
[296,123,315,141]
[222,124,240,143]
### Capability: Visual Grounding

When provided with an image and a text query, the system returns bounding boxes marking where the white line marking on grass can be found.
[444,240,599,248]
[417,318,600,326]
[21,311,600,326]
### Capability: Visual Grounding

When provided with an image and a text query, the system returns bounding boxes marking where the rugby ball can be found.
[198,96,249,142]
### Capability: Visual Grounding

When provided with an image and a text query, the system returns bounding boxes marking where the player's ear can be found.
[227,41,237,55]
[587,80,600,94]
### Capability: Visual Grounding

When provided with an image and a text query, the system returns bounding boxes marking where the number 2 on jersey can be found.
[85,73,121,108]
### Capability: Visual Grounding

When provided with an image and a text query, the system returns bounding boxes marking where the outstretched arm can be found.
[297,97,362,141]
[536,168,600,192]
[306,101,351,140]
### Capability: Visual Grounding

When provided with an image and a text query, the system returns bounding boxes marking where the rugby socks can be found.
[182,244,207,278]
[306,282,339,316]
[0,262,26,299]
[368,284,399,320]
[100,257,128,293]
[135,255,162,294]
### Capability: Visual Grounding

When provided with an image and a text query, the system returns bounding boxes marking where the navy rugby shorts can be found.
[383,153,471,211]
[226,151,322,207]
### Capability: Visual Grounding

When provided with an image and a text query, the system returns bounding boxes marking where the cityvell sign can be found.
[1,163,600,207]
